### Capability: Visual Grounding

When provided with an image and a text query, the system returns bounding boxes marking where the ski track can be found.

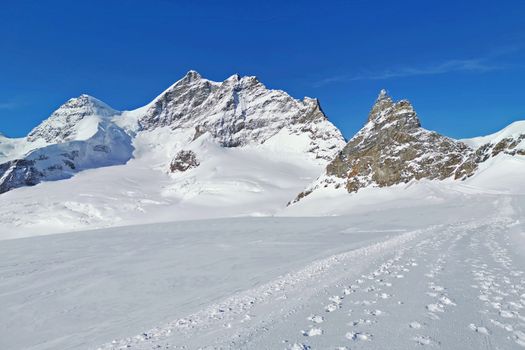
[96,199,525,350]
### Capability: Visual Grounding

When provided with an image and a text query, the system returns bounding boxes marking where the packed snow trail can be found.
[97,196,525,350]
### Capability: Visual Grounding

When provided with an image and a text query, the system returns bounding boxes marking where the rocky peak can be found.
[183,70,203,83]
[463,120,525,161]
[137,71,345,159]
[367,89,420,130]
[27,94,119,144]
[292,91,478,200]
[369,89,393,118]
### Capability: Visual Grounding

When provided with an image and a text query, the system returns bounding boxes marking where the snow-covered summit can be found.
[136,70,345,159]
[27,94,120,144]
[0,94,132,194]
[0,71,345,200]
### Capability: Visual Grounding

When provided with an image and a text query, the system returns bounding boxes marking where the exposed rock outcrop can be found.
[169,150,200,173]
[293,90,479,200]
[138,71,345,160]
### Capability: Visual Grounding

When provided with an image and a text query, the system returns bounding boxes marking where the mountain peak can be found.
[367,91,420,129]
[182,70,202,82]
[291,92,477,199]
[137,71,344,156]
[376,89,391,102]
[27,95,119,143]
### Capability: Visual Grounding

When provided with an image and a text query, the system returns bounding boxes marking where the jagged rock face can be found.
[0,71,345,194]
[0,159,42,194]
[474,135,525,162]
[138,71,345,160]
[461,120,525,162]
[169,150,199,173]
[27,94,119,144]
[300,90,478,196]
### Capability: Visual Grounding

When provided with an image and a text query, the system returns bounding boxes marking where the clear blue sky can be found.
[1,0,524,139]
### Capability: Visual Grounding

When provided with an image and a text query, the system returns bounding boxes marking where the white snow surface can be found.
[0,125,328,238]
[1,186,525,349]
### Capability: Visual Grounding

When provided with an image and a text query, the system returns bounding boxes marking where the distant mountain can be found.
[0,71,346,235]
[135,70,344,159]
[0,71,345,195]
[291,90,524,204]
[0,95,132,194]
[0,73,523,236]
[291,90,478,202]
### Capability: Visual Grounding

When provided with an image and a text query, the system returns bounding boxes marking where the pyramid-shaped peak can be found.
[368,89,394,121]
[59,94,117,116]
[367,90,420,128]
[26,94,118,143]
[182,70,203,82]
[376,89,391,102]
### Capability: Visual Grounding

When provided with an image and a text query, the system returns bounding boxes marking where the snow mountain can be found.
[0,71,345,236]
[292,90,480,202]
[27,94,119,143]
[0,73,523,236]
[0,95,133,194]
[136,70,344,159]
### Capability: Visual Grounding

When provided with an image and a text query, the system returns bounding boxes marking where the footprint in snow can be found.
[350,318,376,326]
[301,327,323,337]
[413,335,440,346]
[409,321,423,329]
[345,331,373,341]
[513,330,525,347]
[499,310,515,318]
[426,303,444,313]
[364,309,383,316]
[439,296,456,306]
[377,292,392,299]
[307,315,324,324]
[329,295,344,305]
[468,323,490,335]
[325,303,339,312]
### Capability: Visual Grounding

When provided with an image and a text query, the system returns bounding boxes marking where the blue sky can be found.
[1,0,524,139]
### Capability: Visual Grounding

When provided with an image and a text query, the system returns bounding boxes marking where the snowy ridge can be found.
[0,77,523,236]
[463,120,525,162]
[0,71,344,197]
[0,71,346,235]
[136,70,345,160]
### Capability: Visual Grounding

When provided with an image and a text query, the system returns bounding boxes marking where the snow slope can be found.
[285,152,525,218]
[0,126,329,238]
[1,187,524,349]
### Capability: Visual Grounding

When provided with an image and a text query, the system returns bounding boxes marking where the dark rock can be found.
[169,150,200,173]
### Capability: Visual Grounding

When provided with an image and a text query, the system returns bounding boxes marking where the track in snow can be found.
[98,197,525,350]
